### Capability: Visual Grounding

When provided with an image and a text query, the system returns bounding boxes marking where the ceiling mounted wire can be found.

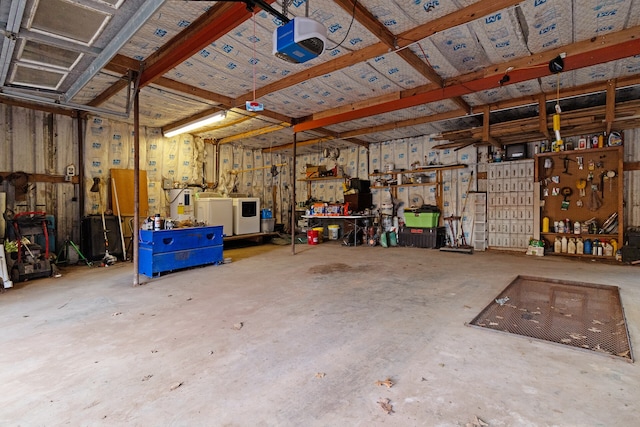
[325,0,358,51]
[252,11,257,104]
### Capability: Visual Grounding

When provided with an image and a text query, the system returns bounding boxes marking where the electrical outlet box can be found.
[162,178,173,190]
[66,164,75,177]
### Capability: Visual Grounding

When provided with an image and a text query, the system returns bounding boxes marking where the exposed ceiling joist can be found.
[294,30,640,133]
[235,0,522,105]
[217,123,289,145]
[139,1,276,88]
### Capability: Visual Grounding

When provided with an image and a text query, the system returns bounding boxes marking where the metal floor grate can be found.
[469,276,633,361]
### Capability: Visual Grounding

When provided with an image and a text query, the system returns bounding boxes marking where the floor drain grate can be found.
[469,275,633,362]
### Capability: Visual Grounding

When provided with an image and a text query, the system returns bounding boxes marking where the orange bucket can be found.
[307,229,318,245]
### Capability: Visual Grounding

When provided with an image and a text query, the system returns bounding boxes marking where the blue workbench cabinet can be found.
[138,226,224,277]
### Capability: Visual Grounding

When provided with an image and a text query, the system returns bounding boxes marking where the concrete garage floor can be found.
[1,243,639,426]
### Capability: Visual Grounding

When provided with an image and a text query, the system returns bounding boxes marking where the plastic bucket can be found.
[313,227,324,243]
[261,218,275,232]
[307,229,318,245]
[328,224,340,240]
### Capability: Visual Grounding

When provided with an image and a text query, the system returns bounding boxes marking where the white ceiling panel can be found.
[519,0,573,54]
[540,71,576,94]
[71,70,124,104]
[471,7,530,64]
[574,62,617,86]
[117,1,211,60]
[365,52,430,88]
[572,0,633,42]
[407,38,460,80]
[429,24,492,74]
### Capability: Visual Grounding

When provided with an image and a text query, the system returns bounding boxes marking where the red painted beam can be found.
[294,38,640,133]
[140,1,275,88]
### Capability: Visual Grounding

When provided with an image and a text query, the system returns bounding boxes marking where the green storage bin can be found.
[403,211,440,228]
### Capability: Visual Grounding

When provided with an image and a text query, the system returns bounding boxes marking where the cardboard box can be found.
[305,164,326,178]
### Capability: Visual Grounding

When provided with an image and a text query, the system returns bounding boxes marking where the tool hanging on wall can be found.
[606,170,616,193]
[576,179,586,207]
[560,187,572,210]
[561,156,573,175]
[588,182,603,212]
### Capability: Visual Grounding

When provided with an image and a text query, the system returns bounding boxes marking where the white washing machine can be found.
[232,197,260,235]
[194,196,233,236]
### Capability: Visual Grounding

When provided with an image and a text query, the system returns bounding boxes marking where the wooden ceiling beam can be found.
[294,31,640,133]
[451,25,640,85]
[0,95,76,117]
[333,0,396,49]
[153,76,234,107]
[217,123,289,145]
[140,1,275,88]
[340,109,468,138]
[234,0,523,105]
[87,78,130,108]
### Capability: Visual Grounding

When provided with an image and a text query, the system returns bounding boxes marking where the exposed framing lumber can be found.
[139,1,276,88]
[538,94,550,140]
[340,109,469,139]
[234,0,522,104]
[605,79,616,134]
[0,96,76,117]
[294,28,640,133]
[217,124,289,145]
[481,106,501,148]
[0,172,79,184]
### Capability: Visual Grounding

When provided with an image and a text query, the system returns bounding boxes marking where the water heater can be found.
[168,188,193,220]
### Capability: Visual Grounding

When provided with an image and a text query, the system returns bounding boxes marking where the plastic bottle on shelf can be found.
[568,238,576,254]
[554,236,562,253]
[576,238,584,255]
[561,236,568,253]
[611,239,618,254]
[542,216,550,233]
[603,242,613,257]
[584,239,592,255]
[558,220,565,234]
[593,239,600,256]
[574,221,581,234]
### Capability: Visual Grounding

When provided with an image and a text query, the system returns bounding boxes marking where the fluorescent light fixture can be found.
[163,111,227,138]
